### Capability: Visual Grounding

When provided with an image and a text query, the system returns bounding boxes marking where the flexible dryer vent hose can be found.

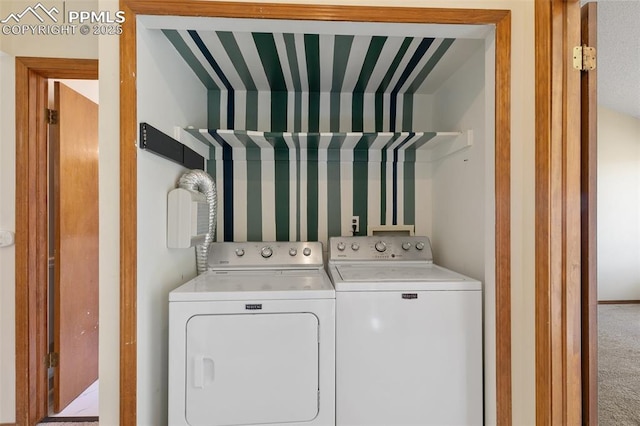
[178,169,217,275]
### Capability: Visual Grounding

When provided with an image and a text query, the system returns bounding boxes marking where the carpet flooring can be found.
[37,419,97,425]
[599,304,640,425]
[37,423,97,426]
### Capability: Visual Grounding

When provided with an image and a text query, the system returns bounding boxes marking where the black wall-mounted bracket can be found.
[139,122,204,169]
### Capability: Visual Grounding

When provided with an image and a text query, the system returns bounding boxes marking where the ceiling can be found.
[140,15,488,100]
[161,29,480,96]
[594,0,640,119]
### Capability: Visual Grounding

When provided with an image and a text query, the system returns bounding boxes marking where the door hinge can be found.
[573,45,596,71]
[46,108,58,125]
[45,352,59,368]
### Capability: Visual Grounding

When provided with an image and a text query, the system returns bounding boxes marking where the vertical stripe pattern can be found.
[165,31,457,244]
[164,30,455,133]
[188,129,460,244]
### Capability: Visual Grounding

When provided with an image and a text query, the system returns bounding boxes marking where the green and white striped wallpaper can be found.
[164,29,454,133]
[185,129,464,243]
[166,29,458,243]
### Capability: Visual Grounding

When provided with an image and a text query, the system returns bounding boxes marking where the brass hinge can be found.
[46,108,58,125]
[45,352,59,368]
[573,45,596,71]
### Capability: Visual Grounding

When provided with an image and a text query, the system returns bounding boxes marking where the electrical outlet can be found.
[351,216,360,233]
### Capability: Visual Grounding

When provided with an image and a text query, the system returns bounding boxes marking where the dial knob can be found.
[235,248,245,257]
[261,247,273,258]
[416,242,425,250]
[374,241,387,253]
[402,242,412,251]
[303,247,312,256]
[337,242,346,251]
[289,248,297,256]
[351,243,360,251]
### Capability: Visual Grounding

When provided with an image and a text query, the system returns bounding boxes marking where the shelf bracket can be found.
[139,122,204,169]
[420,130,473,162]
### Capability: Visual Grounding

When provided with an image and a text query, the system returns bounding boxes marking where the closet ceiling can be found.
[141,16,487,98]
[162,29,479,96]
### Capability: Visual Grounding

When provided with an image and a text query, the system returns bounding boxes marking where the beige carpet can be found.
[38,423,97,426]
[598,304,640,425]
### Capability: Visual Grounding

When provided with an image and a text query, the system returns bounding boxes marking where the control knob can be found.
[351,243,360,251]
[289,248,297,256]
[235,248,245,257]
[374,241,387,253]
[337,242,346,251]
[402,242,412,251]
[416,241,425,250]
[261,246,273,258]
[303,247,312,256]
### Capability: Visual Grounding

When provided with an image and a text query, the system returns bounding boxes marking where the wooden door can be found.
[52,82,100,413]
[581,2,598,425]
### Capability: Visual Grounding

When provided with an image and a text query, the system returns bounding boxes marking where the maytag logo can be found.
[245,304,263,310]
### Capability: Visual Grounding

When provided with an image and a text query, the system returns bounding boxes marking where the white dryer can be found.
[169,241,335,426]
[328,236,483,426]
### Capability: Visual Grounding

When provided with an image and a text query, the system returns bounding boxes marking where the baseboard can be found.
[598,300,640,304]
[39,417,98,423]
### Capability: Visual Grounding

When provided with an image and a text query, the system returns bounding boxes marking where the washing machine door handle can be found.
[193,354,215,388]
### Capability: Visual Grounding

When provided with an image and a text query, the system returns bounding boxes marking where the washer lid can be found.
[169,269,335,301]
[330,263,481,291]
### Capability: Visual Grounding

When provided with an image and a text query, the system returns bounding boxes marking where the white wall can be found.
[52,79,100,104]
[597,106,640,301]
[136,19,208,426]
[0,51,17,424]
[97,1,121,421]
[431,44,487,282]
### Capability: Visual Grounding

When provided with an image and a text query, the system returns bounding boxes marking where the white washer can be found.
[169,241,335,426]
[328,236,483,426]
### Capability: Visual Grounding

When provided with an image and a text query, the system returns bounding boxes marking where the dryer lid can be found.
[169,269,335,301]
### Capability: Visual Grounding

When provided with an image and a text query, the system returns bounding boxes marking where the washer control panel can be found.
[329,236,433,262]
[207,241,323,268]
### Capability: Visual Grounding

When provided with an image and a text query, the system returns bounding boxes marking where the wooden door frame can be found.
[534,0,586,424]
[120,1,511,425]
[580,2,598,425]
[15,57,98,426]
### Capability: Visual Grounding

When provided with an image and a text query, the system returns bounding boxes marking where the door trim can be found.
[580,3,598,424]
[15,57,98,426]
[534,0,583,423]
[120,1,511,425]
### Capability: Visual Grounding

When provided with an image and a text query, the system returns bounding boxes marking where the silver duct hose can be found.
[178,169,217,275]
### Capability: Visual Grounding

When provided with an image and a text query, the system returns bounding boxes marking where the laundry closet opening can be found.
[134,12,500,425]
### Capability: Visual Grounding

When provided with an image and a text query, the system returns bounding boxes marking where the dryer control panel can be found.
[207,241,324,269]
[329,236,433,262]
